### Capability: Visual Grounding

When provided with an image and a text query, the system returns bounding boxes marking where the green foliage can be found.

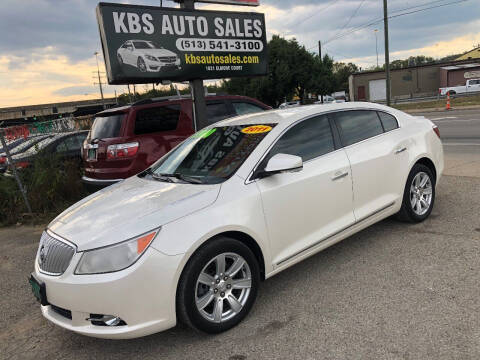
[0,154,88,226]
[222,35,338,107]
[332,62,359,92]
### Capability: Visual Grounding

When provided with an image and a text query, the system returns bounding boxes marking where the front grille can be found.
[158,56,176,63]
[51,305,72,320]
[37,231,75,275]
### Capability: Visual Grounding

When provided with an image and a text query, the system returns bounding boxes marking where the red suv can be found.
[82,95,271,188]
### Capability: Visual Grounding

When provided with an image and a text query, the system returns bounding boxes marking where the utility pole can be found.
[383,0,391,106]
[127,85,132,103]
[318,40,324,104]
[374,29,379,68]
[181,0,208,131]
[94,52,106,109]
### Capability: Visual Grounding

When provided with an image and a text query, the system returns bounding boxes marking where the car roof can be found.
[95,95,268,115]
[215,102,402,128]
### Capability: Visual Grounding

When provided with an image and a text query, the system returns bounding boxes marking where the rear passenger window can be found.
[334,110,384,146]
[56,137,80,153]
[377,111,398,132]
[206,102,230,124]
[265,115,334,163]
[135,105,180,135]
[232,102,264,115]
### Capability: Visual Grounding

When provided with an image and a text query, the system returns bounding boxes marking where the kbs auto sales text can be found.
[112,12,264,38]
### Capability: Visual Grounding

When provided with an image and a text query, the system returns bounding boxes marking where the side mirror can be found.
[256,153,303,179]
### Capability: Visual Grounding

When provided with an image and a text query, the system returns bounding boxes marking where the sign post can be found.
[96,1,267,131]
[180,0,208,131]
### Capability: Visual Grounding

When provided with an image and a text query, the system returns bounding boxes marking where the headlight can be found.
[145,55,158,61]
[75,229,159,275]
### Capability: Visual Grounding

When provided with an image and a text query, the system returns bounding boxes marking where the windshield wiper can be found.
[154,173,203,184]
[151,173,174,183]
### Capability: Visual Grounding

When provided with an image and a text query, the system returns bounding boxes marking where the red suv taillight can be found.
[107,142,139,160]
[0,156,5,164]
[433,125,440,139]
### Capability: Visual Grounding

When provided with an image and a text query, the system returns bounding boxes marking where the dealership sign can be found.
[175,0,260,6]
[96,3,267,84]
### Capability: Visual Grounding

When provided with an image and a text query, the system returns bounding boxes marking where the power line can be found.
[323,46,378,65]
[323,0,468,45]
[281,0,342,36]
[325,0,367,44]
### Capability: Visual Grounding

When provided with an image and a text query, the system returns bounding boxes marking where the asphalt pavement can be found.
[0,108,479,360]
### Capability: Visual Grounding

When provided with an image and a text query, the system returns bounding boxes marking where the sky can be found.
[0,0,479,108]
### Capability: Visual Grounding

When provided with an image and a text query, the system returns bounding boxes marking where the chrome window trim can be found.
[244,107,402,185]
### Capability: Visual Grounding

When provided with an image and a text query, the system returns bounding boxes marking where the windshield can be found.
[150,124,276,184]
[133,41,156,49]
[89,114,125,140]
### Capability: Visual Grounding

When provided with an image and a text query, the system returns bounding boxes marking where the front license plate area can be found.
[29,274,48,306]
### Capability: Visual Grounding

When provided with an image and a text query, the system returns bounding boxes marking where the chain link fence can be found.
[0,115,94,223]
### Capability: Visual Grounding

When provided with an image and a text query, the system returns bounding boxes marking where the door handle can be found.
[395,147,407,154]
[331,170,348,181]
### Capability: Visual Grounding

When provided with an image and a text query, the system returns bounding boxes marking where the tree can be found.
[332,62,358,93]
[223,36,336,107]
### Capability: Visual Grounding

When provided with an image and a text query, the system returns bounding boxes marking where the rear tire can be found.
[396,163,435,223]
[176,237,260,333]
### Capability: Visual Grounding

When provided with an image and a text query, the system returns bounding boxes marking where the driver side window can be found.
[263,115,335,165]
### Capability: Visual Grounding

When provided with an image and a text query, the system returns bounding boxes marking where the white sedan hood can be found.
[48,176,221,251]
[143,49,176,57]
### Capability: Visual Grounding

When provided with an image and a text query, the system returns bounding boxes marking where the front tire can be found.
[396,163,435,222]
[137,57,147,72]
[177,237,260,333]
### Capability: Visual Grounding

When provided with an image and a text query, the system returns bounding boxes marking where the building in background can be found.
[349,59,480,102]
[455,46,480,61]
[0,98,117,126]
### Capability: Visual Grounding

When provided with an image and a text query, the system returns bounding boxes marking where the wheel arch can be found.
[179,231,266,282]
[413,156,437,184]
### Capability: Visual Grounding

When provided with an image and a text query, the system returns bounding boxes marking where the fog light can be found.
[86,314,126,326]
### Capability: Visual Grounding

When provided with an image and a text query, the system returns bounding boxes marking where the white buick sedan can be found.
[30,102,443,339]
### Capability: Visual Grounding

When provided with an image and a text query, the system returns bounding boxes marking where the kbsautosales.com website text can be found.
[184,54,260,65]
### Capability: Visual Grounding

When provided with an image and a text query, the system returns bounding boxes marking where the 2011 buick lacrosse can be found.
[30,102,443,339]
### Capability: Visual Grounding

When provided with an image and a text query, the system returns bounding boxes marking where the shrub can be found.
[0,153,89,226]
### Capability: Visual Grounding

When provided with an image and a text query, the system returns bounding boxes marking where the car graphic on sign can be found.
[116,40,181,72]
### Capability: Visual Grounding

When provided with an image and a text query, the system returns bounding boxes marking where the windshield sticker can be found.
[193,128,217,139]
[241,125,272,134]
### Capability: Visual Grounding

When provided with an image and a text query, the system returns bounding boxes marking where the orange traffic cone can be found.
[446,91,451,110]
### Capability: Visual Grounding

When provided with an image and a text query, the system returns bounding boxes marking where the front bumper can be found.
[145,59,181,72]
[34,245,183,339]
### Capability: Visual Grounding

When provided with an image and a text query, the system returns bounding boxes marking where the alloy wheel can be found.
[195,252,252,323]
[410,171,433,216]
[138,58,146,72]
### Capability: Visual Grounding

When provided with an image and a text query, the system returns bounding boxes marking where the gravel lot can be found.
[1,173,479,360]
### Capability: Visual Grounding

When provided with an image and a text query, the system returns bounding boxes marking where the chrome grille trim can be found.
[37,231,76,276]
[158,56,176,63]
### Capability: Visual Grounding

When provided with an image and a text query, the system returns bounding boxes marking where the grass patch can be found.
[393,94,480,111]
[0,155,90,226]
